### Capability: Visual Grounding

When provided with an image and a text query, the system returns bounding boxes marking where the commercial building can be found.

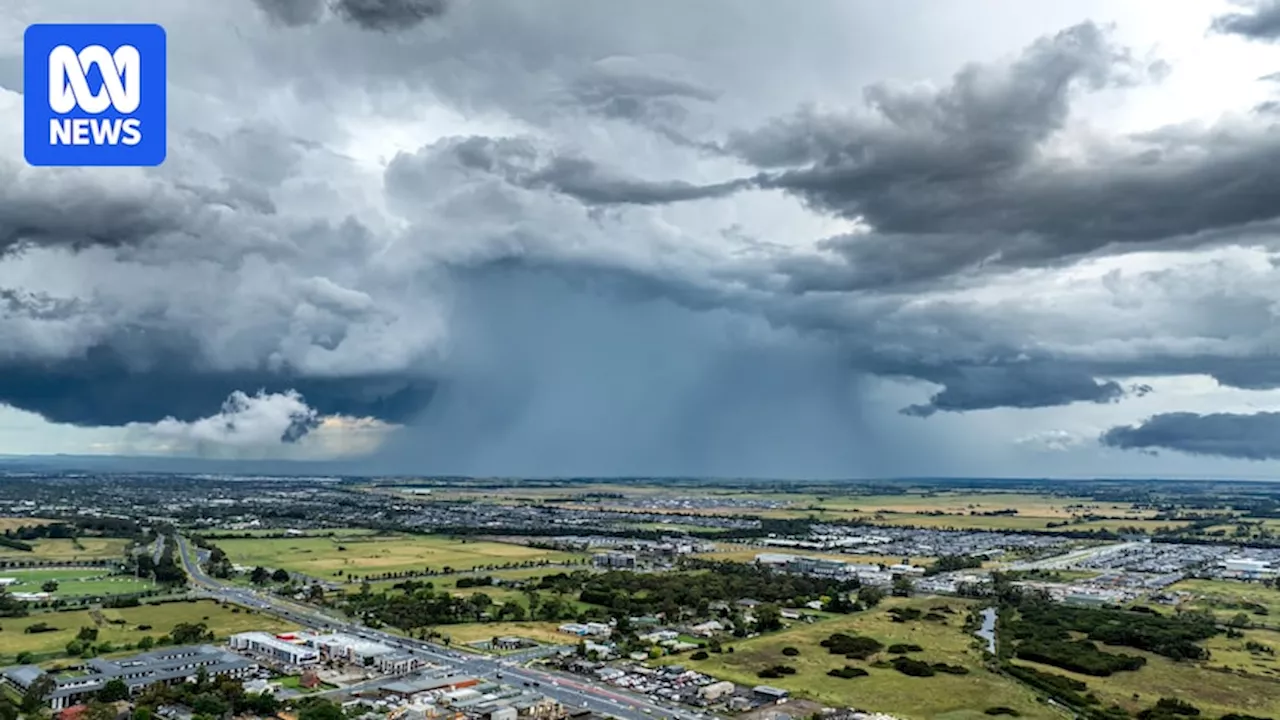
[3,645,256,710]
[699,681,735,702]
[592,551,637,569]
[228,632,319,667]
[307,633,397,665]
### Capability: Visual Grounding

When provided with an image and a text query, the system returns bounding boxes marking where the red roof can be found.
[59,705,88,720]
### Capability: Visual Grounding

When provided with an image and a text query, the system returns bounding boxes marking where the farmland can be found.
[0,537,130,562]
[213,533,589,579]
[671,597,1049,720]
[0,599,293,665]
[0,568,155,597]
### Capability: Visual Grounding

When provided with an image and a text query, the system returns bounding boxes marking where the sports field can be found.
[0,599,293,664]
[0,537,130,562]
[672,597,1049,720]
[0,568,155,597]
[214,534,588,578]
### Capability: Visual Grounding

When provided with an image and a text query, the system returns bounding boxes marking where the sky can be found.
[4,0,1280,478]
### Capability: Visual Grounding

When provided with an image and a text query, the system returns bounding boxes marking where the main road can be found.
[176,536,715,720]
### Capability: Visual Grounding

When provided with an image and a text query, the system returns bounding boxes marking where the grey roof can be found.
[3,665,44,689]
[379,674,478,695]
[14,645,255,701]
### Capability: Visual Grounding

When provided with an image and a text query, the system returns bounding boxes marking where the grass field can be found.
[1167,578,1280,621]
[0,517,55,531]
[0,537,130,562]
[670,597,1051,720]
[0,600,293,664]
[439,621,569,647]
[0,568,156,598]
[197,528,379,539]
[694,544,934,567]
[215,534,588,579]
[1013,651,1280,718]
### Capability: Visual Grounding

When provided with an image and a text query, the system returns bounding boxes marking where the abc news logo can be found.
[48,44,143,147]
[24,24,167,167]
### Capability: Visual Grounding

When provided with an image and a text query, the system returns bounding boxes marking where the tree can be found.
[250,566,271,585]
[41,580,59,593]
[84,700,117,720]
[66,639,86,656]
[137,635,155,650]
[857,586,885,608]
[14,651,34,664]
[21,674,55,713]
[298,699,344,720]
[892,575,914,598]
[755,604,784,633]
[98,678,129,703]
[271,568,290,583]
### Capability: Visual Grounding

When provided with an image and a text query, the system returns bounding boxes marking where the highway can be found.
[175,536,716,720]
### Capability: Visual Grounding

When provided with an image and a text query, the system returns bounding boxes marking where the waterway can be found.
[975,606,997,654]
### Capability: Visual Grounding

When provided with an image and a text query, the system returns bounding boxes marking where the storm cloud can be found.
[1101,411,1280,461]
[3,0,1280,475]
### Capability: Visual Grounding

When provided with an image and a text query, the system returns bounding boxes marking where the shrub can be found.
[781,646,800,657]
[827,666,869,679]
[984,708,1020,717]
[890,657,934,677]
[690,651,709,661]
[930,663,969,675]
[887,643,923,654]
[821,633,884,659]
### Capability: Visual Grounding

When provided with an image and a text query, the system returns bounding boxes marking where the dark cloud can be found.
[1101,411,1280,460]
[898,363,1126,417]
[332,0,447,31]
[0,342,435,427]
[389,136,748,206]
[0,170,195,256]
[710,23,1280,290]
[567,66,723,149]
[1212,1,1280,42]
[252,0,325,27]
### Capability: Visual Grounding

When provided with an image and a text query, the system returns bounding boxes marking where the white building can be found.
[1222,557,1276,579]
[229,632,319,667]
[306,633,396,665]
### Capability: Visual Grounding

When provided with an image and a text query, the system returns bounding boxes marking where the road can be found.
[175,536,715,720]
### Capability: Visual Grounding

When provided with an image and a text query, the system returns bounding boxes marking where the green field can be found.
[670,597,1052,720]
[0,568,155,598]
[1012,650,1280,718]
[1168,578,1280,621]
[214,534,588,579]
[695,543,934,567]
[0,600,293,665]
[0,537,130,562]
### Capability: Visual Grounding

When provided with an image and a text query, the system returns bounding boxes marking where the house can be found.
[638,630,679,644]
[689,620,723,637]
[736,599,761,609]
